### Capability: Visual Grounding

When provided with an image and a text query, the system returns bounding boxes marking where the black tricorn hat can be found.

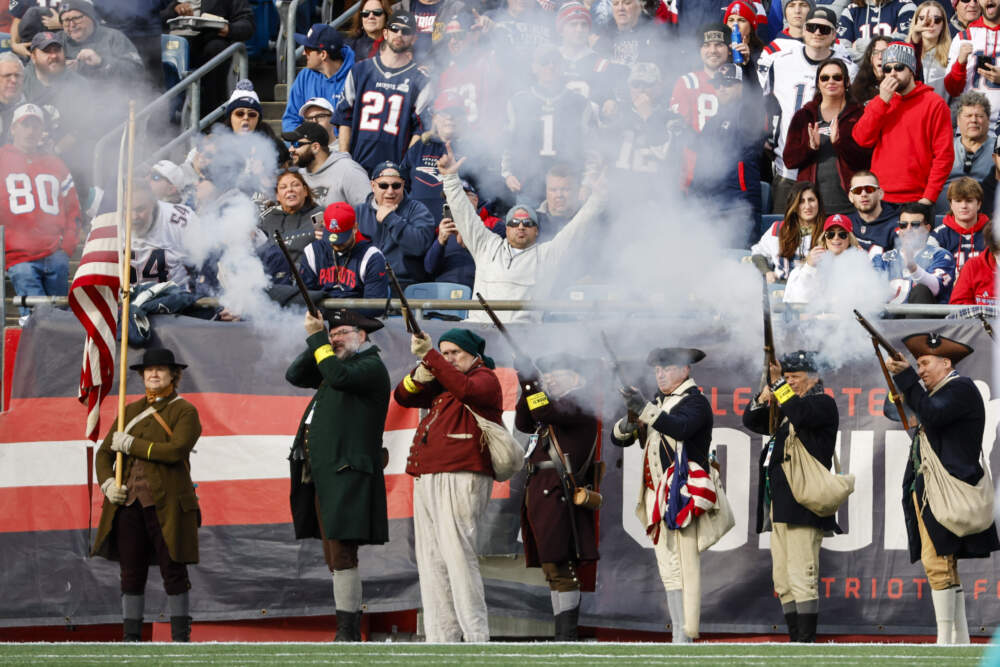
[902,332,973,365]
[325,308,384,333]
[780,350,818,373]
[536,353,585,374]
[646,347,706,367]
[129,348,188,371]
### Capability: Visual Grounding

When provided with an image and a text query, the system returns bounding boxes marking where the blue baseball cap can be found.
[294,23,344,55]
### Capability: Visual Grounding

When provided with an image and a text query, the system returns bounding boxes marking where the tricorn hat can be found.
[780,350,817,373]
[325,308,384,333]
[901,332,973,365]
[646,348,705,366]
[536,352,585,374]
[129,348,188,371]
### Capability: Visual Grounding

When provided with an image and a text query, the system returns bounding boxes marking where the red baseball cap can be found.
[725,1,757,27]
[324,202,357,245]
[823,213,852,233]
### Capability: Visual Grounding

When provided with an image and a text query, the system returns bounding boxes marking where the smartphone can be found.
[442,203,452,220]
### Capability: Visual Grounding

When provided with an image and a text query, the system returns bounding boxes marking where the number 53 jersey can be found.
[335,53,433,175]
[130,201,196,290]
[0,144,80,267]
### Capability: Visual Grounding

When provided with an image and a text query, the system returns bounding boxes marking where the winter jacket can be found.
[299,237,389,302]
[783,100,871,193]
[932,213,988,271]
[257,203,323,276]
[749,219,814,281]
[353,193,436,287]
[949,250,996,305]
[852,82,954,203]
[302,151,371,208]
[162,0,255,42]
[935,134,996,212]
[847,202,900,257]
[58,24,144,82]
[282,45,356,132]
[94,0,165,37]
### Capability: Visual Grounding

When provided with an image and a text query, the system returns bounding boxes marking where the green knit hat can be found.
[438,328,495,369]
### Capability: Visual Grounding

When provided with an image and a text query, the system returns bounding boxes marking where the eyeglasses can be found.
[897,221,926,229]
[819,73,844,82]
[388,26,414,36]
[824,230,849,240]
[61,13,87,26]
[506,219,538,228]
[304,113,332,122]
[804,23,834,35]
[232,109,259,119]
[376,181,403,190]
[850,185,878,195]
[329,328,360,337]
[882,63,909,73]
[918,15,944,24]
[292,140,313,148]
[151,173,164,181]
[361,9,385,17]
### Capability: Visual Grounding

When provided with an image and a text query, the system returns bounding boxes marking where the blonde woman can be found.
[783,213,865,304]
[908,1,951,99]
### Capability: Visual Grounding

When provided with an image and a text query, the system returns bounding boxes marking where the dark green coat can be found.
[286,332,390,544]
[91,392,202,564]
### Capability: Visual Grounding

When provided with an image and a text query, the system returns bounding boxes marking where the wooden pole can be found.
[115,101,137,487]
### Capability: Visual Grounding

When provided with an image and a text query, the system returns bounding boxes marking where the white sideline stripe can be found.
[0,429,418,488]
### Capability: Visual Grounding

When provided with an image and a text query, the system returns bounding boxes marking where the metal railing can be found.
[92,42,249,179]
[277,0,360,86]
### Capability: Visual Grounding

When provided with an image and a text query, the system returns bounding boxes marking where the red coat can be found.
[851,83,954,204]
[394,349,501,476]
[783,100,871,192]
[950,251,996,305]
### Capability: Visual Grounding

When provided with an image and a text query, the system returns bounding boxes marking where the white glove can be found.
[412,363,435,384]
[411,333,432,359]
[111,432,135,454]
[101,478,128,505]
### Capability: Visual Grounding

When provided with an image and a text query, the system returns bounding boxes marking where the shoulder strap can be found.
[547,426,578,489]
[151,410,173,438]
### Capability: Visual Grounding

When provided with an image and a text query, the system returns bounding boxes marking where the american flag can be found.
[68,213,121,442]
[645,443,717,543]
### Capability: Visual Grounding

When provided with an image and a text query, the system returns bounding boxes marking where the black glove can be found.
[620,386,646,415]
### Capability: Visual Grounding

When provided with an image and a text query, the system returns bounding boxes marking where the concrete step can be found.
[265,118,282,136]
[262,101,285,120]
[274,83,288,102]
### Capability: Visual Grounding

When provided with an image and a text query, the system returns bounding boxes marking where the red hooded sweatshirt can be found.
[851,82,954,204]
[950,251,996,305]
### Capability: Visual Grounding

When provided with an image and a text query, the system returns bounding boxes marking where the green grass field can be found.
[0,642,991,666]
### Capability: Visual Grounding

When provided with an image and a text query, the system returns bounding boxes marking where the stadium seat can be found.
[545,283,616,321]
[162,34,190,81]
[0,33,10,54]
[759,214,783,239]
[760,181,772,216]
[935,214,945,227]
[404,282,471,320]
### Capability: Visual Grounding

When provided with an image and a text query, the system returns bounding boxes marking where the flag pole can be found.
[115,101,137,487]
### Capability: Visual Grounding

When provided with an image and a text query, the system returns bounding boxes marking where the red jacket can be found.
[783,100,871,192]
[851,82,954,203]
[394,349,502,476]
[950,251,996,305]
[944,19,1000,98]
[0,145,80,267]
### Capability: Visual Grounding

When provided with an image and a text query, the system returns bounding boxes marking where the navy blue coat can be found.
[610,385,713,473]
[353,194,435,287]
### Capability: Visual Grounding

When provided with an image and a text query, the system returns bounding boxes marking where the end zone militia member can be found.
[90,348,202,643]
[611,348,712,644]
[514,353,600,641]
[286,308,390,642]
[886,333,999,645]
[742,350,840,644]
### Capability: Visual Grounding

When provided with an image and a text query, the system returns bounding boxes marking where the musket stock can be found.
[385,262,422,336]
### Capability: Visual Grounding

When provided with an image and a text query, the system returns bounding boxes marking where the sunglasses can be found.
[151,173,165,181]
[292,140,313,148]
[882,63,908,73]
[897,221,926,229]
[819,73,844,82]
[824,230,849,240]
[376,181,403,190]
[232,109,259,119]
[507,219,538,228]
[388,25,414,36]
[361,9,385,17]
[804,23,834,35]
[918,15,944,23]
[850,185,878,194]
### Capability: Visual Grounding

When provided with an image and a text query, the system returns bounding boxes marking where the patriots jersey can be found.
[837,0,915,45]
[947,24,1000,122]
[130,202,196,290]
[670,70,720,132]
[873,243,956,303]
[502,86,595,183]
[300,238,388,300]
[335,53,433,175]
[562,50,624,104]
[932,222,986,271]
[8,0,59,19]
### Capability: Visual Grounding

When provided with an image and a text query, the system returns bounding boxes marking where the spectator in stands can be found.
[725,0,765,71]
[846,170,900,256]
[149,160,194,207]
[949,0,981,35]
[486,0,555,69]
[944,0,1000,125]
[670,23,729,133]
[767,0,812,47]
[980,135,1000,217]
[258,169,324,270]
[598,0,667,65]
[935,176,989,270]
[0,3,10,33]
[1,103,79,322]
[0,53,25,140]
[935,92,994,212]
[8,0,59,59]
[908,1,951,97]
[297,97,337,147]
[93,0,165,89]
[282,23,356,134]
[783,213,866,304]
[438,149,606,323]
[873,202,956,305]
[853,42,954,206]
[354,160,435,288]
[161,0,255,115]
[750,181,822,283]
[58,0,144,83]
[838,0,916,60]
[423,180,503,289]
[536,164,581,241]
[558,1,622,118]
[784,58,871,215]
[347,0,391,61]
[127,177,197,291]
[22,33,85,117]
[335,11,432,175]
[222,80,289,168]
[284,121,370,207]
[849,36,892,104]
[949,220,996,305]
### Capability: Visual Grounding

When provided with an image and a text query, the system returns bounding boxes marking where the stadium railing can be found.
[276,0,359,86]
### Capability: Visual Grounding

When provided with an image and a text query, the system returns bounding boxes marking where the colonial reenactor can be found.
[886,333,1000,645]
[513,353,601,641]
[393,328,502,643]
[611,348,713,643]
[742,350,840,644]
[286,309,391,642]
[90,348,203,643]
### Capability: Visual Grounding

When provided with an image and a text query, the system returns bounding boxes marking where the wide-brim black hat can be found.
[902,332,973,365]
[646,348,705,367]
[129,348,187,370]
[325,308,384,333]
[780,350,818,373]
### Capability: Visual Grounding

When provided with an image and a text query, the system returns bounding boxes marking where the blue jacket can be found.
[299,238,388,315]
[354,194,435,287]
[423,235,475,288]
[282,46,356,133]
[873,242,956,303]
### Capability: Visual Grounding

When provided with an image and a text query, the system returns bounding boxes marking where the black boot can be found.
[783,612,798,642]
[561,606,579,641]
[335,610,361,642]
[552,612,564,641]
[123,619,143,642]
[797,613,817,643]
[170,615,192,642]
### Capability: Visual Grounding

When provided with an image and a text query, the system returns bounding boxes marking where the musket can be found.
[599,329,646,423]
[762,279,779,434]
[853,309,911,429]
[273,230,319,318]
[977,313,995,340]
[385,262,422,336]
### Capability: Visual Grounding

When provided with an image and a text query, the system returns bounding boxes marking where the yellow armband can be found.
[526,392,550,410]
[402,374,420,393]
[772,381,795,405]
[313,344,335,364]
[146,443,154,459]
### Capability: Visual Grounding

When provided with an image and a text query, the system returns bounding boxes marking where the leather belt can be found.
[527,461,557,474]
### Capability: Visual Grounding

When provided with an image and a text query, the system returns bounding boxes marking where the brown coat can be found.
[91,392,203,564]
